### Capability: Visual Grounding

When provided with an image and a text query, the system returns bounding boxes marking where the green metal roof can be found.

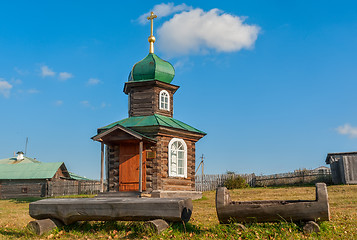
[69,172,93,181]
[129,53,175,84]
[0,156,40,164]
[99,114,206,135]
[0,162,64,180]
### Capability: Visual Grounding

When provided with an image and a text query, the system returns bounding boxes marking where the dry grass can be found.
[0,185,356,239]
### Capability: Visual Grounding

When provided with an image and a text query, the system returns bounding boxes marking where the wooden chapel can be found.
[92,12,206,198]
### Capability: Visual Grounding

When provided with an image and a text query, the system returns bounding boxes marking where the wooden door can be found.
[119,143,146,191]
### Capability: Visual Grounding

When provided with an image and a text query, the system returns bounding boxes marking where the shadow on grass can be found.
[0,227,34,239]
[9,197,42,203]
[60,221,156,238]
[170,222,202,234]
[59,221,202,238]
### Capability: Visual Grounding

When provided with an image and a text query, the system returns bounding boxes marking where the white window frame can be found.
[168,138,187,178]
[159,90,170,111]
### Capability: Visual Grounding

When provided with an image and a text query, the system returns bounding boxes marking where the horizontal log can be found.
[29,197,193,225]
[163,185,192,191]
[162,178,192,186]
[216,183,330,223]
[27,218,63,235]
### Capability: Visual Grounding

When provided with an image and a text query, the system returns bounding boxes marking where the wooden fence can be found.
[255,171,332,187]
[47,180,102,197]
[195,173,256,192]
[195,170,332,191]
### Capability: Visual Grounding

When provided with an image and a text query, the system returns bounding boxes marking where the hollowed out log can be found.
[216,183,330,224]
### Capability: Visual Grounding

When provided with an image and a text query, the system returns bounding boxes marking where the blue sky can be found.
[1,1,357,179]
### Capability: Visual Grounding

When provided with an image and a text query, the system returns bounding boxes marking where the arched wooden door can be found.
[118,142,146,191]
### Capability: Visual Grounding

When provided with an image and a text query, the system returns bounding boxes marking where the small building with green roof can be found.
[92,12,206,198]
[0,152,97,199]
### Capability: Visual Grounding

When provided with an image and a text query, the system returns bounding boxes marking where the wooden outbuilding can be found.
[326,152,357,184]
[0,152,98,199]
[0,152,69,199]
[92,13,206,198]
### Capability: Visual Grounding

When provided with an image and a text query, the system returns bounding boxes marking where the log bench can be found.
[216,183,330,224]
[28,197,192,235]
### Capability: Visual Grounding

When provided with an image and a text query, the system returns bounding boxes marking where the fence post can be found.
[78,181,81,195]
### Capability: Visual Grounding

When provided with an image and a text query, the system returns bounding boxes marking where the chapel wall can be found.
[153,135,196,191]
[107,145,119,191]
[129,85,174,117]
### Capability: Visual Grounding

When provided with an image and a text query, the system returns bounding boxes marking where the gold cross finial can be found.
[147,12,157,53]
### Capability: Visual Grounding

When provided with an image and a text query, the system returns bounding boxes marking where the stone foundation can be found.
[151,190,202,200]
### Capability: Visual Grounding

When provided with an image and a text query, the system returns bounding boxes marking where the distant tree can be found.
[224,175,249,189]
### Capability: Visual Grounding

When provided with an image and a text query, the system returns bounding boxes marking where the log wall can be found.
[128,85,174,117]
[154,135,196,191]
[107,145,120,191]
[0,180,46,199]
[106,134,197,192]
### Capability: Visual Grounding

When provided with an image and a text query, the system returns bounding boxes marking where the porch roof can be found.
[91,124,157,143]
[98,114,206,135]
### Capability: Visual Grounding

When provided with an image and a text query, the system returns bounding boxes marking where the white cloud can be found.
[11,78,22,85]
[59,72,73,81]
[87,78,101,86]
[41,65,55,77]
[14,67,29,76]
[0,79,13,98]
[336,124,357,138]
[157,8,260,56]
[27,89,40,94]
[137,3,192,24]
[55,100,63,106]
[80,100,90,107]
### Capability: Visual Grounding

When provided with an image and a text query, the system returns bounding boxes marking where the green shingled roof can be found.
[0,156,40,164]
[0,162,64,180]
[99,114,206,135]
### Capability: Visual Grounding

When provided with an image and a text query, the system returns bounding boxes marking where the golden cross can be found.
[147,12,157,36]
[147,12,157,53]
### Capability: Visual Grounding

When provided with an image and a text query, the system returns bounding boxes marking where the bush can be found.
[224,175,249,189]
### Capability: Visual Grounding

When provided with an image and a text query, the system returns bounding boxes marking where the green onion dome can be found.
[128,53,175,84]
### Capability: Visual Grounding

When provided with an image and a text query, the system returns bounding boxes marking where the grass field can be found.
[0,185,356,239]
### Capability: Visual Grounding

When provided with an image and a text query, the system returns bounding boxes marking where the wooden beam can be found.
[29,197,193,224]
[139,141,143,193]
[100,142,104,193]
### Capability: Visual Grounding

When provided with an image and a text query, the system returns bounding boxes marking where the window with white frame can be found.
[168,138,187,178]
[159,90,170,111]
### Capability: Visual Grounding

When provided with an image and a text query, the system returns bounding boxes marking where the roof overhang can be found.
[123,80,179,95]
[130,125,206,142]
[91,124,157,144]
[325,151,357,164]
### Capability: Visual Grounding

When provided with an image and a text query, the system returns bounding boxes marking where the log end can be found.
[145,219,169,234]
[216,187,231,208]
[303,221,320,234]
[315,183,330,221]
[27,218,63,235]
[216,187,232,223]
[181,207,192,223]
